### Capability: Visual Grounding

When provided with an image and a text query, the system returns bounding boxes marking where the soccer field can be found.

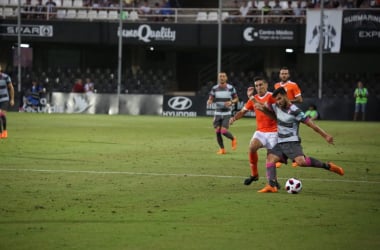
[1,113,379,250]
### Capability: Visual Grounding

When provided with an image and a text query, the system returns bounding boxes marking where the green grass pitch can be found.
[0,113,379,250]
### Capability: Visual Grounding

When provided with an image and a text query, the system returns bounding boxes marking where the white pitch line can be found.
[0,168,379,184]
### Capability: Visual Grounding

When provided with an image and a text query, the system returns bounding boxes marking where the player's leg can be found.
[0,113,6,138]
[292,147,345,176]
[353,103,359,121]
[213,116,225,154]
[258,144,284,193]
[220,115,237,150]
[244,137,262,185]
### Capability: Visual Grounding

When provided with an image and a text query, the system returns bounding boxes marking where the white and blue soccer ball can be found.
[285,178,302,194]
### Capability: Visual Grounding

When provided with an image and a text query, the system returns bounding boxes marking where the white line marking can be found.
[0,168,379,184]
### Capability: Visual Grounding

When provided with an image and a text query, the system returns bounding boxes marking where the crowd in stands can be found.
[2,0,377,23]
[15,66,174,95]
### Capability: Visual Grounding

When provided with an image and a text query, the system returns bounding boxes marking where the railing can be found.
[0,5,308,24]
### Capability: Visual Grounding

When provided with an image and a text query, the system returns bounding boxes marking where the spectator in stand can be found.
[353,81,368,121]
[138,0,152,15]
[293,0,306,23]
[272,0,284,23]
[35,0,45,19]
[22,0,34,19]
[84,78,95,94]
[45,0,57,19]
[260,0,272,23]
[72,79,85,93]
[238,0,253,23]
[159,0,173,21]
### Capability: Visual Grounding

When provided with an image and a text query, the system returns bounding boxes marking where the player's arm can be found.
[304,118,333,144]
[207,95,214,105]
[230,108,247,125]
[291,95,303,103]
[252,98,276,120]
[225,95,239,107]
[8,82,15,106]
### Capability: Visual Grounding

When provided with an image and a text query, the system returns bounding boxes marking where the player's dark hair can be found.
[273,87,287,97]
[253,76,265,82]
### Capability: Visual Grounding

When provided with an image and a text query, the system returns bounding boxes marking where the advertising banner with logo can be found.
[342,10,380,47]
[305,9,343,53]
[50,93,119,114]
[241,24,298,46]
[162,95,198,117]
[118,94,162,115]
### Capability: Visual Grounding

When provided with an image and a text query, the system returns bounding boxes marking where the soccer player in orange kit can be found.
[230,77,279,187]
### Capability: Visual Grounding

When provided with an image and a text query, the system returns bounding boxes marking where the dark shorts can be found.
[0,101,9,111]
[213,114,231,129]
[269,141,304,163]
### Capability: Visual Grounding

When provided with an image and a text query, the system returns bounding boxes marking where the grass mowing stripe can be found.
[1,167,379,184]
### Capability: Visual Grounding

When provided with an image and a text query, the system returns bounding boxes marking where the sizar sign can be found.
[0,24,53,37]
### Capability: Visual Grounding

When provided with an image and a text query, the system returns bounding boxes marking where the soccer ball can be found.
[285,178,302,194]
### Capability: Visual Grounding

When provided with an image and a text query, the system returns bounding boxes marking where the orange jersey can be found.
[274,81,301,101]
[244,92,277,132]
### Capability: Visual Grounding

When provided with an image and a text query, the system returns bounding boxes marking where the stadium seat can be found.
[65,9,77,19]
[62,0,72,7]
[108,10,118,20]
[87,10,97,20]
[207,12,218,21]
[128,10,138,21]
[77,9,87,19]
[196,12,207,21]
[97,10,108,19]
[56,9,66,19]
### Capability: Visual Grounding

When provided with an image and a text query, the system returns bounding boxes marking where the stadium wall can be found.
[26,93,379,121]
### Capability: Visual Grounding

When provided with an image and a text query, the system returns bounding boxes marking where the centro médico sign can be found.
[119,24,176,42]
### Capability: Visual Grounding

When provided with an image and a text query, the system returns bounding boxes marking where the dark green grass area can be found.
[0,113,379,250]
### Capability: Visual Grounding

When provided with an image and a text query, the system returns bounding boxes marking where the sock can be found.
[1,114,6,130]
[216,132,224,149]
[220,128,234,140]
[266,162,277,186]
[249,151,259,176]
[0,113,4,133]
[304,156,329,169]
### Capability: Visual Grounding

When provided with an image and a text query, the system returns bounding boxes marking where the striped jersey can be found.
[209,83,238,115]
[0,72,12,102]
[270,103,309,143]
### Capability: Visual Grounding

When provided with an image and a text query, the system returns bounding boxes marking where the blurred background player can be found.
[207,72,239,155]
[230,77,278,186]
[0,65,15,139]
[274,66,303,103]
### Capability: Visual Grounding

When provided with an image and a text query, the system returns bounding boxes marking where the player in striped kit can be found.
[0,65,15,139]
[207,72,239,155]
[254,87,344,193]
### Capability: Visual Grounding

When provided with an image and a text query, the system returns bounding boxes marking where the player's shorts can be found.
[0,101,9,111]
[213,114,231,129]
[251,131,278,149]
[269,141,304,163]
[355,103,366,113]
